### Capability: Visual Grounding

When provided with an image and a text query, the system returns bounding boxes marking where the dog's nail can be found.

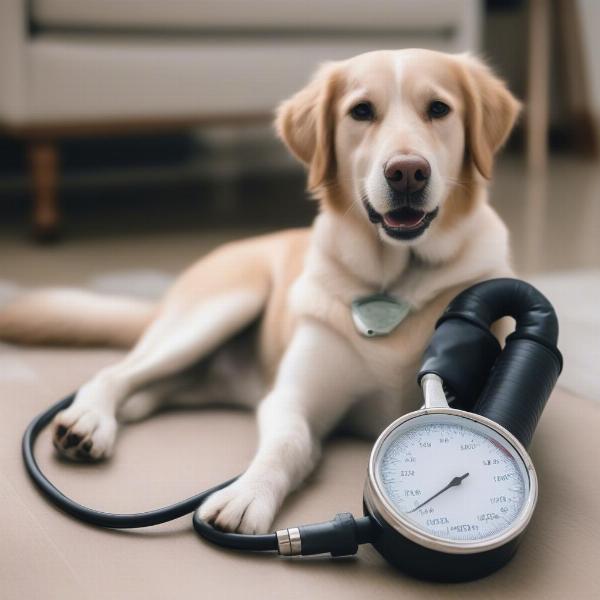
[65,434,81,448]
[82,440,92,452]
[56,425,67,438]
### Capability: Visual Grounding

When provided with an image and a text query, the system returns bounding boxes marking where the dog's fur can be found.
[0,49,520,534]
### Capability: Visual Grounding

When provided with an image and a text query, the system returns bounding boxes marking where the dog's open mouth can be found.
[383,206,427,230]
[364,199,438,240]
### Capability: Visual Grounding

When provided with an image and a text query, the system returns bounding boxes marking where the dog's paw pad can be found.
[52,405,117,462]
[65,433,81,448]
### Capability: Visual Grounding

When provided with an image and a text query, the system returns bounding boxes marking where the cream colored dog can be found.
[0,49,520,535]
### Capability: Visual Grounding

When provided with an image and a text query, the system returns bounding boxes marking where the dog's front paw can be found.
[52,403,117,461]
[197,477,280,534]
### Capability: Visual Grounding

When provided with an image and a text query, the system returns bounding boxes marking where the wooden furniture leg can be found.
[527,0,551,172]
[555,0,599,157]
[27,139,60,240]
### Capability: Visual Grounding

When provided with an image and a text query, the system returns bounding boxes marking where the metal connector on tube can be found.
[276,527,302,556]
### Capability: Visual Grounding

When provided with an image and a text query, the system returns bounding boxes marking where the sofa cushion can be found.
[25,34,451,124]
[32,0,470,32]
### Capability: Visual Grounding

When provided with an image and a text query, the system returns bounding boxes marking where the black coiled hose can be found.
[418,278,563,447]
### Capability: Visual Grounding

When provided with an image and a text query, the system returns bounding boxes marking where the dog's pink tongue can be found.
[383,207,426,229]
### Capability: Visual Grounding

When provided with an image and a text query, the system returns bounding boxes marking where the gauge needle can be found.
[407,472,469,513]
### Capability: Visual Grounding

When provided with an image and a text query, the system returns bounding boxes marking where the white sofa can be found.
[0,0,481,236]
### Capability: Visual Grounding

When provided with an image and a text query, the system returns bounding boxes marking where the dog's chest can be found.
[341,377,422,437]
[340,312,439,436]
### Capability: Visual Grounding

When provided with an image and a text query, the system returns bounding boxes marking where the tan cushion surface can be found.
[1,343,599,599]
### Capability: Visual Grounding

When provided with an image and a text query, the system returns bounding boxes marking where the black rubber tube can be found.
[23,394,375,554]
[474,339,561,448]
[23,393,277,548]
[418,319,501,410]
[23,394,375,555]
[418,278,562,447]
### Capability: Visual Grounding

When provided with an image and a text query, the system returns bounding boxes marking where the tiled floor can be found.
[0,155,599,287]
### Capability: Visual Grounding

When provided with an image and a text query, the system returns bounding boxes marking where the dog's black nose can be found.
[384,155,431,193]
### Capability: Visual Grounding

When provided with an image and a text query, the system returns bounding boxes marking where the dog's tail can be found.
[0,289,156,348]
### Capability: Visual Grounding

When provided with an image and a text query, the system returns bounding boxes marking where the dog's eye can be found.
[428,100,451,119]
[350,102,375,121]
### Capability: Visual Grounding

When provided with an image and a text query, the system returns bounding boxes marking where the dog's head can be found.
[276,49,520,246]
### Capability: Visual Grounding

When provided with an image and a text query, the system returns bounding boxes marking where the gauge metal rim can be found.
[364,407,538,555]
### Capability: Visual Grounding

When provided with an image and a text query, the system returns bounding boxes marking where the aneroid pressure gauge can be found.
[363,374,537,581]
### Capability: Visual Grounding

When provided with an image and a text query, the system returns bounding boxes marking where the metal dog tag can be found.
[351,293,412,337]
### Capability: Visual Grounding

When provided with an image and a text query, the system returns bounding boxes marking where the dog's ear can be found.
[276,62,343,193]
[458,55,521,179]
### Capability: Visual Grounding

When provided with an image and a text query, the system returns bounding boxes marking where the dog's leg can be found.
[52,242,271,461]
[53,291,264,460]
[198,320,372,534]
[117,334,264,422]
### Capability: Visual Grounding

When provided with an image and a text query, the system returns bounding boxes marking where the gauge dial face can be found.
[374,413,532,544]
